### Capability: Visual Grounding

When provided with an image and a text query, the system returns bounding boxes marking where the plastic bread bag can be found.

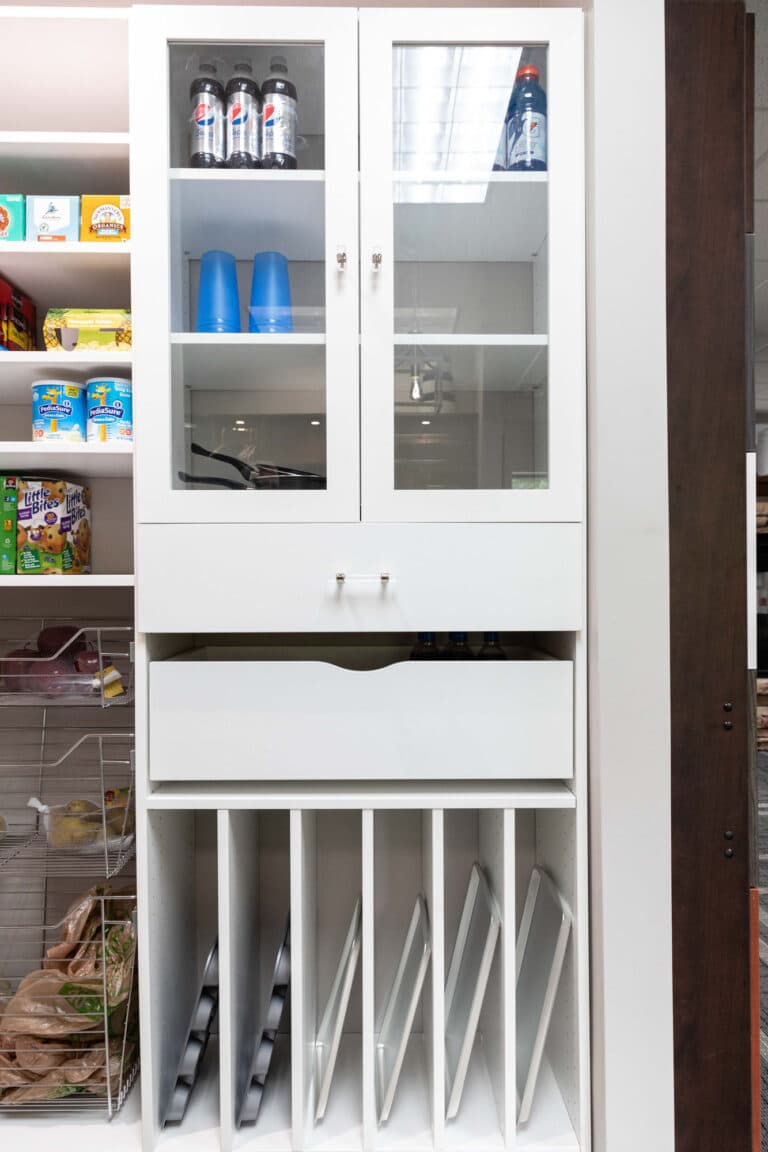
[27,797,134,853]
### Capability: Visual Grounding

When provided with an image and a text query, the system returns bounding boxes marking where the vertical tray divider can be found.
[427,808,445,1151]
[503,809,517,1150]
[362,809,377,1151]
[217,809,234,1152]
[291,808,316,1151]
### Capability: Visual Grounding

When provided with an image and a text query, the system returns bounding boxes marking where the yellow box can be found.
[79,195,130,242]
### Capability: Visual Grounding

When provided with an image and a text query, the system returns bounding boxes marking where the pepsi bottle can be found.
[190,61,225,169]
[262,56,297,169]
[226,61,262,169]
[506,64,547,172]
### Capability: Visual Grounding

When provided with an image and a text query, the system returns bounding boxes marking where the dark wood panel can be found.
[666,3,752,1149]
[747,12,755,235]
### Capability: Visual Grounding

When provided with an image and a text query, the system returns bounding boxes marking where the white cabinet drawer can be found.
[149,656,573,781]
[137,522,582,633]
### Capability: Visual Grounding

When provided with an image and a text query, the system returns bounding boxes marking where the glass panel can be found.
[169,43,324,170]
[172,344,326,491]
[392,45,547,173]
[394,344,547,490]
[394,180,547,336]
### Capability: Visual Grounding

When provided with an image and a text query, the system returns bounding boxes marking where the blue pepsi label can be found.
[263,92,296,159]
[227,90,261,160]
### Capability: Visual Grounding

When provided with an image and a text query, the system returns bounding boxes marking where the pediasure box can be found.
[0,195,25,241]
[0,476,18,576]
[25,196,80,243]
[43,309,132,352]
[16,478,91,575]
[80,195,131,242]
[0,275,36,351]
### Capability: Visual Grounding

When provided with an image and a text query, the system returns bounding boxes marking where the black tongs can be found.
[178,442,326,490]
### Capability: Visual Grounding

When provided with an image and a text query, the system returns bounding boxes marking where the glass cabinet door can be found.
[131,8,359,523]
[359,10,584,522]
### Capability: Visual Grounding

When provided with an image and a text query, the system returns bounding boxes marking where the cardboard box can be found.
[16,478,91,575]
[0,275,36,351]
[0,476,18,576]
[25,196,80,243]
[80,195,130,242]
[42,309,131,352]
[0,195,25,242]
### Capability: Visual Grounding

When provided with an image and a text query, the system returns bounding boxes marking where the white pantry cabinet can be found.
[130,6,584,531]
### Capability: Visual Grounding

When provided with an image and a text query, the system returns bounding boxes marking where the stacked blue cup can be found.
[249,251,293,333]
[196,250,241,333]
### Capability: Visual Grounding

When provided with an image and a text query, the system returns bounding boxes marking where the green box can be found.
[0,476,19,575]
[0,196,26,242]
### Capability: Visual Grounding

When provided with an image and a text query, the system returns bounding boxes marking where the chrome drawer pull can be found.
[335,572,390,584]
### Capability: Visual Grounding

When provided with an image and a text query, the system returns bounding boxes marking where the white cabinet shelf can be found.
[0,574,134,587]
[0,441,133,479]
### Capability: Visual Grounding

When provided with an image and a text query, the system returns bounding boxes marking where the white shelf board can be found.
[171,334,324,346]
[0,441,132,478]
[171,176,325,262]
[395,178,547,263]
[393,335,548,346]
[0,131,130,193]
[0,243,131,316]
[0,351,132,401]
[145,781,576,811]
[0,573,134,587]
[394,171,547,184]
[171,168,325,183]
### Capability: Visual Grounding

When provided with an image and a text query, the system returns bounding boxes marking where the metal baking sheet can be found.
[163,939,220,1127]
[444,864,501,1121]
[376,895,431,1125]
[315,896,362,1121]
[516,867,572,1125]
[237,918,290,1128]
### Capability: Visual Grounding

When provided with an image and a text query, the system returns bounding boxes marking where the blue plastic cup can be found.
[196,250,241,334]
[248,251,293,334]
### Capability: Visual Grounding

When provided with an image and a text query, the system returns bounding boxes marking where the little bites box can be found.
[80,196,130,242]
[16,479,91,575]
[0,476,18,576]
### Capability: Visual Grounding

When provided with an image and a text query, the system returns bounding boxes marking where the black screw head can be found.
[723,702,734,712]
[725,848,735,858]
[723,721,734,730]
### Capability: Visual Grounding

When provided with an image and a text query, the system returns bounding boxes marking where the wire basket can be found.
[0,889,138,1117]
[0,732,135,880]
[0,621,134,709]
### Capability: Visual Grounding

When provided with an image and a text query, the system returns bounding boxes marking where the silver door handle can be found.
[336,248,347,270]
[335,572,390,584]
[371,251,383,270]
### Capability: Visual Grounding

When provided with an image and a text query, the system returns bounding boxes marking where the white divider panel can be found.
[362,810,376,1152]
[292,809,315,1152]
[427,811,445,1152]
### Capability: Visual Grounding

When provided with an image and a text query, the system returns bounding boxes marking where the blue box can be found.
[0,196,25,242]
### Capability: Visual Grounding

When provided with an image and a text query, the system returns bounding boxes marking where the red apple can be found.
[36,625,87,659]
[1,647,35,693]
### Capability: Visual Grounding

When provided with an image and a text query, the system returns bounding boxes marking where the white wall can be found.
[587,1,675,1150]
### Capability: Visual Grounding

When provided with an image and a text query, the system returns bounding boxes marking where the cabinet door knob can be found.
[372,251,383,270]
[336,248,347,270]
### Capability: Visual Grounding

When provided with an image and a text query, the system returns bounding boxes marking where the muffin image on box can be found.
[16,479,91,575]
